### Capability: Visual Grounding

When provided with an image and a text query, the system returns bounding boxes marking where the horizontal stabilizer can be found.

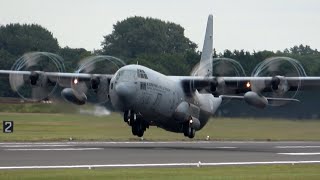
[220,95,300,102]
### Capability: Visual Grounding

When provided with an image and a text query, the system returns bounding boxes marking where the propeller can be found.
[9,52,65,102]
[250,57,307,106]
[72,55,125,105]
[211,58,246,95]
[190,58,246,105]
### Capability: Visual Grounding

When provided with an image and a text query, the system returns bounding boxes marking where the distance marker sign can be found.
[3,121,13,133]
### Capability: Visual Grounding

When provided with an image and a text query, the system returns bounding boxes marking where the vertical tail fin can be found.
[198,14,213,77]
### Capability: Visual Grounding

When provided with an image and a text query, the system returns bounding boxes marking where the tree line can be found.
[1,16,320,98]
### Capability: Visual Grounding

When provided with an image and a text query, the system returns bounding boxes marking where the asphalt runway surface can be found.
[1,141,320,169]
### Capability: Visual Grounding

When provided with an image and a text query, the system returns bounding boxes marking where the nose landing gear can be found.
[131,119,146,137]
[124,110,148,137]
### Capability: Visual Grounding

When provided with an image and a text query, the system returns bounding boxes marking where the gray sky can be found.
[0,0,319,53]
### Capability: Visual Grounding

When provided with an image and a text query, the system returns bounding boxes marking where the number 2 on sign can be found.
[3,121,13,133]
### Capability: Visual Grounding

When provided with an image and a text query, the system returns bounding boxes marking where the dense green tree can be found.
[0,24,59,56]
[0,49,16,97]
[58,47,92,72]
[290,44,317,55]
[101,16,197,58]
[0,49,15,69]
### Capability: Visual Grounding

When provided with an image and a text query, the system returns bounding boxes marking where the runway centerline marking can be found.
[4,148,103,151]
[278,152,320,156]
[0,161,320,169]
[275,146,320,149]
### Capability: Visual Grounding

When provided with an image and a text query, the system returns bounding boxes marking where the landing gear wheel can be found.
[187,127,195,139]
[183,122,195,139]
[131,123,138,136]
[131,118,145,137]
[136,127,144,137]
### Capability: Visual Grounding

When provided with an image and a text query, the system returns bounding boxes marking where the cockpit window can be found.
[115,70,136,81]
[137,69,148,79]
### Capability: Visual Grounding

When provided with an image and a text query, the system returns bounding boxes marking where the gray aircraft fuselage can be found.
[109,64,222,133]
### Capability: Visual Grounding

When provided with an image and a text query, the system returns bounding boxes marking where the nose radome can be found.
[115,83,134,101]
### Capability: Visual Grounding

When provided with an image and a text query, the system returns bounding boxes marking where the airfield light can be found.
[246,82,251,88]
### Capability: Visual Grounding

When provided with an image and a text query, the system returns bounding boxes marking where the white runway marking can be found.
[0,145,73,148]
[212,147,237,149]
[4,148,103,151]
[276,146,320,149]
[0,161,320,169]
[0,141,217,145]
[0,141,317,145]
[278,152,320,156]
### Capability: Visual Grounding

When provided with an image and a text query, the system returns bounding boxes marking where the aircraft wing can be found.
[174,76,320,96]
[224,76,320,90]
[0,70,114,88]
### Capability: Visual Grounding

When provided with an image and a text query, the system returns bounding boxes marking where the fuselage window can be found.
[116,70,136,81]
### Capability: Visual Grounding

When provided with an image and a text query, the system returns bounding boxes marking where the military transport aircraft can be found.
[1,15,320,138]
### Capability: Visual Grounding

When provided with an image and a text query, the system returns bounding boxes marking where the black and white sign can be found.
[3,121,13,133]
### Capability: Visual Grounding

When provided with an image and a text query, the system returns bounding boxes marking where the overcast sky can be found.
[0,0,319,53]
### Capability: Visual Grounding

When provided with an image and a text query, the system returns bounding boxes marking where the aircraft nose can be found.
[115,83,134,102]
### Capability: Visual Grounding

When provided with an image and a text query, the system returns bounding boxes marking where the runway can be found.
[1,141,320,169]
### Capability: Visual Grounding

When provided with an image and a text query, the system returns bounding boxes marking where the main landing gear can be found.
[124,110,148,137]
[183,119,195,139]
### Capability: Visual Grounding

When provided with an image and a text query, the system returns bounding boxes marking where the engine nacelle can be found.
[206,78,219,93]
[61,88,87,105]
[244,91,268,109]
[29,72,49,87]
[189,117,201,130]
[91,77,100,90]
[29,72,40,85]
[271,76,289,95]
[173,101,201,130]
[173,101,191,121]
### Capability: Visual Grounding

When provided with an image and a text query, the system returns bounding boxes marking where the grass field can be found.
[0,110,320,179]
[1,164,320,179]
[0,112,320,141]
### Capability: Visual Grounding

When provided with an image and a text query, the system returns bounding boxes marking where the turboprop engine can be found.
[244,76,288,109]
[9,52,65,102]
[270,76,289,95]
[249,57,307,107]
[70,55,125,105]
[190,58,247,96]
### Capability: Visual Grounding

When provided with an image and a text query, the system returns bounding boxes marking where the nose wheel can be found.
[131,120,146,137]
[124,110,148,137]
